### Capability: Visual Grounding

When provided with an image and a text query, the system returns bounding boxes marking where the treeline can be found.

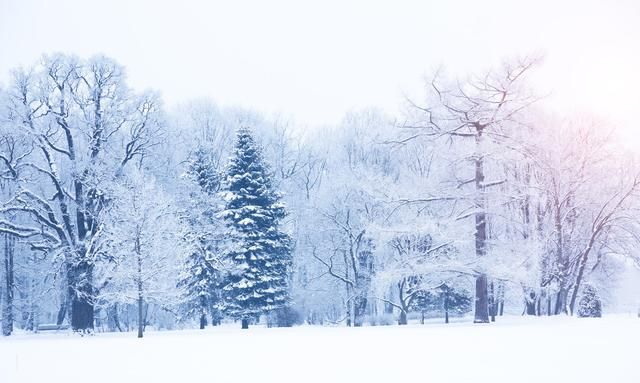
[0,54,637,336]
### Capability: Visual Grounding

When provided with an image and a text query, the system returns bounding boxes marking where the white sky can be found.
[1,0,639,135]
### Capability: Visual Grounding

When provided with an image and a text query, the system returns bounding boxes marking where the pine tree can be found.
[410,284,472,324]
[221,127,292,329]
[189,147,222,195]
[177,147,225,329]
[577,284,602,318]
[178,246,223,328]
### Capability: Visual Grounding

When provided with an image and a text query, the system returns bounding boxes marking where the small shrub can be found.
[577,284,602,318]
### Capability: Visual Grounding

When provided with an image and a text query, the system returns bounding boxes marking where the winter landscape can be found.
[1,1,640,382]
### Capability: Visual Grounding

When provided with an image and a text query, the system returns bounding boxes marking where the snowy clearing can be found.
[2,315,639,383]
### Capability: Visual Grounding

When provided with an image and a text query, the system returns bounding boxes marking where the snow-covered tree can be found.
[577,284,602,318]
[523,117,640,315]
[401,57,541,323]
[376,231,467,325]
[2,51,640,333]
[220,127,292,329]
[100,169,183,337]
[177,147,226,329]
[0,54,164,332]
[409,284,472,324]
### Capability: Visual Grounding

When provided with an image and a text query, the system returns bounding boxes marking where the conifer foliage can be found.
[577,284,602,318]
[178,147,225,329]
[221,127,292,329]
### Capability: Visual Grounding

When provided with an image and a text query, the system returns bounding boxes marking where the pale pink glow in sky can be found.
[1,0,639,137]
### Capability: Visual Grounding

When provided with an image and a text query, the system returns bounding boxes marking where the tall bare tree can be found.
[0,54,163,331]
[402,58,540,322]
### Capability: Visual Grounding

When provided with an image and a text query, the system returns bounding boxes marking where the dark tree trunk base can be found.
[56,301,67,327]
[3,233,15,336]
[241,319,249,329]
[71,297,94,332]
[69,261,95,332]
[398,311,407,325]
[474,274,490,323]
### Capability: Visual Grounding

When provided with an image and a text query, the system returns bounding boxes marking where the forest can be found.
[1,53,638,337]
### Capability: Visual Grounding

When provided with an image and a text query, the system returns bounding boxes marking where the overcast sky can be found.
[1,0,639,135]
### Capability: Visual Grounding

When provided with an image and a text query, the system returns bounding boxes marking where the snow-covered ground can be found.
[1,315,639,383]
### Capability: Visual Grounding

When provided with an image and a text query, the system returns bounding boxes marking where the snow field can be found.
[1,315,639,383]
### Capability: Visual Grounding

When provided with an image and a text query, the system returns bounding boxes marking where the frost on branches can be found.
[220,127,292,329]
[0,54,164,332]
[100,169,183,338]
[1,53,640,335]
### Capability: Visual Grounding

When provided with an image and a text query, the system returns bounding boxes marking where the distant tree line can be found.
[0,54,635,336]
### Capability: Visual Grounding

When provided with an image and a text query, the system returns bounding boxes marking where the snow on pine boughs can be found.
[178,145,226,328]
[577,284,602,318]
[178,248,224,328]
[220,127,292,323]
[188,147,222,195]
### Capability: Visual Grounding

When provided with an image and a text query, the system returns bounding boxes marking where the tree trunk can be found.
[199,295,208,329]
[107,304,123,332]
[384,288,395,315]
[353,295,366,327]
[397,281,409,326]
[525,300,536,315]
[2,233,15,336]
[398,310,407,325]
[552,198,570,316]
[137,293,144,338]
[474,275,489,323]
[497,282,505,316]
[345,280,352,327]
[71,293,94,332]
[525,290,536,315]
[56,294,68,326]
[554,288,569,315]
[444,289,450,324]
[137,238,144,338]
[19,287,30,330]
[30,254,39,331]
[241,318,249,329]
[568,243,595,315]
[473,127,490,324]
[69,260,95,332]
[489,281,496,322]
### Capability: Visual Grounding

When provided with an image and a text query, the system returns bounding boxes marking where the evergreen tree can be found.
[221,127,292,329]
[179,244,224,328]
[577,284,602,318]
[177,147,225,329]
[410,284,472,324]
[189,147,222,194]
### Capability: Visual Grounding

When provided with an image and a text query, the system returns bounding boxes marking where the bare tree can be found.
[508,116,640,316]
[402,57,540,322]
[0,54,164,331]
[313,205,372,327]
